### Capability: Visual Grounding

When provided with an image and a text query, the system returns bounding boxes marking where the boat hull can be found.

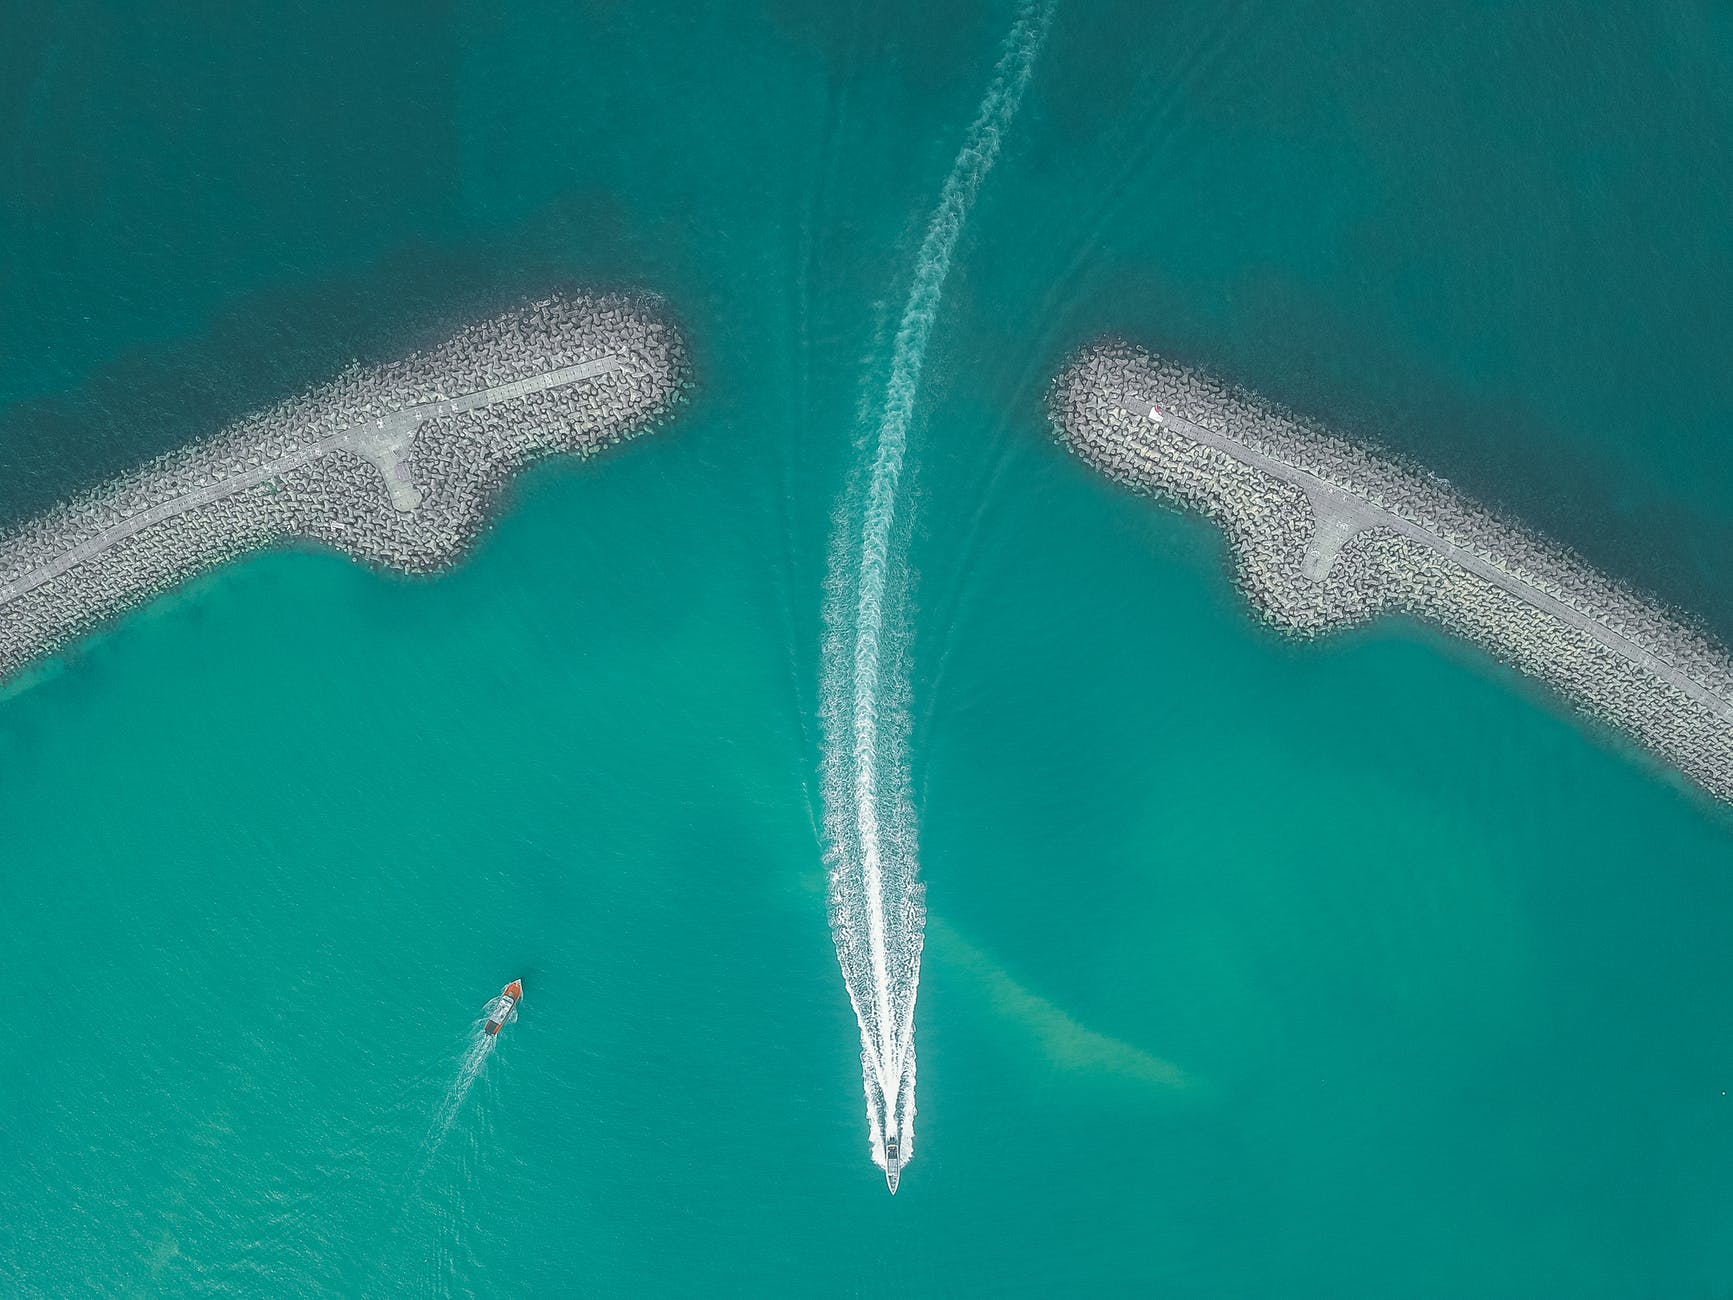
[485,980,523,1036]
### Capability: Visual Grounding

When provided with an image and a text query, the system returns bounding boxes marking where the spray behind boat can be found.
[423,978,524,1157]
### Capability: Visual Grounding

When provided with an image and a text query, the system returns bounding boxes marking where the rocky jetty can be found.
[0,292,687,683]
[1051,340,1733,806]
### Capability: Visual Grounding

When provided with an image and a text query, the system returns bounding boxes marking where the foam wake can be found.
[821,0,1055,1193]
[423,999,506,1160]
[361,997,509,1295]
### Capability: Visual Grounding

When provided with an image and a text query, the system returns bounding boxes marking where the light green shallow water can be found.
[4,2,1733,1294]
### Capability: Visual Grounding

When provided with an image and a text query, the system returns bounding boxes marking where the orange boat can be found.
[485,979,523,1036]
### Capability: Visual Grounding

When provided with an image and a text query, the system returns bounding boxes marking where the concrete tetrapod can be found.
[1051,341,1733,806]
[0,293,688,684]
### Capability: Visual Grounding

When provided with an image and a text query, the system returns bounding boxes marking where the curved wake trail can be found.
[821,0,1055,1193]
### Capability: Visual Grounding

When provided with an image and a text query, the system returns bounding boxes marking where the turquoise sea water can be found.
[4,2,1733,1293]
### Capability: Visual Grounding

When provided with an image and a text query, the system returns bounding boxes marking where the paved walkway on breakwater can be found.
[1116,396,1733,726]
[0,355,623,609]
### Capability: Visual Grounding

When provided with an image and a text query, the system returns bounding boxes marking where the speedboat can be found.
[884,1135,902,1195]
[485,979,523,1036]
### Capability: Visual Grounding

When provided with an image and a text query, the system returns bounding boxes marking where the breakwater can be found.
[0,293,686,683]
[1051,341,1733,805]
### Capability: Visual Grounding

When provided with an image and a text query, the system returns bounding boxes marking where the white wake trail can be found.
[422,1000,507,1160]
[364,1002,506,1296]
[821,0,1055,1193]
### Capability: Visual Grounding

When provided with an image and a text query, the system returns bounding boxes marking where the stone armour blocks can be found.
[1050,341,1733,806]
[0,293,688,683]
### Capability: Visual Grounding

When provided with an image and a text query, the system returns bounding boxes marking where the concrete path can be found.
[1118,398,1733,725]
[0,356,623,609]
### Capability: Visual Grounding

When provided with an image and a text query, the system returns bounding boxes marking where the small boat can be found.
[884,1133,903,1195]
[485,979,523,1036]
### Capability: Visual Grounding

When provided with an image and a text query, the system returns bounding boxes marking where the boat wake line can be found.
[362,990,518,1296]
[422,983,519,1162]
[422,1005,503,1161]
[820,0,1055,1195]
